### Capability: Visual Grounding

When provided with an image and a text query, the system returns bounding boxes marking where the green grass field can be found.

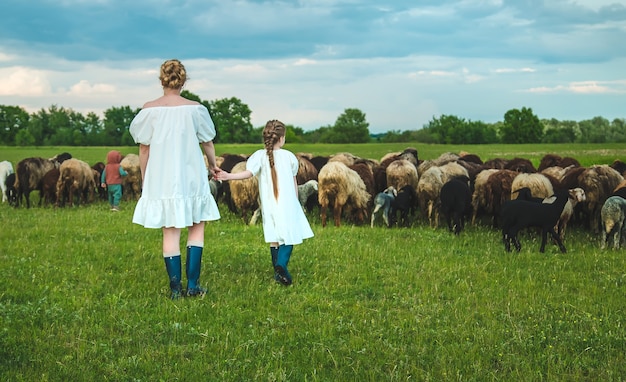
[1,144,626,381]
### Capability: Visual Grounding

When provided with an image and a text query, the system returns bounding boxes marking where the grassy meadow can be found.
[1,144,626,381]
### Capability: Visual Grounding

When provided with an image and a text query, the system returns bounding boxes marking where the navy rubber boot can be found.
[186,246,207,297]
[274,245,293,286]
[164,256,183,300]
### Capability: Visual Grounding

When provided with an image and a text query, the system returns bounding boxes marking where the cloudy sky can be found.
[1,0,625,134]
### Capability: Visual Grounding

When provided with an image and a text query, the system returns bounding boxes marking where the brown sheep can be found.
[538,154,581,172]
[229,161,260,224]
[318,161,371,227]
[504,157,537,173]
[14,157,57,208]
[56,159,96,207]
[577,165,624,233]
[120,153,141,201]
[41,168,60,207]
[484,169,518,227]
[296,154,319,184]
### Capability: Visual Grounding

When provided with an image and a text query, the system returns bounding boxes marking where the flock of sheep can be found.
[3,147,626,252]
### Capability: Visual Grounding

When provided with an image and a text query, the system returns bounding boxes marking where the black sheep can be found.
[390,184,417,227]
[439,177,472,234]
[500,189,570,253]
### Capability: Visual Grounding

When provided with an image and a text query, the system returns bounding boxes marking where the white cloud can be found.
[67,80,116,95]
[0,67,51,96]
[526,80,626,94]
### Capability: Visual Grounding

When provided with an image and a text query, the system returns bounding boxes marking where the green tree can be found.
[0,105,29,146]
[578,116,609,143]
[327,108,370,143]
[103,106,139,146]
[15,129,35,146]
[500,107,543,144]
[208,97,254,143]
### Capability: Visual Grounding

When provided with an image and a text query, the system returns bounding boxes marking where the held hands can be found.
[213,168,231,181]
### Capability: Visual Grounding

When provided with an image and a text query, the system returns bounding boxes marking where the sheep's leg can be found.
[382,209,389,228]
[320,205,328,227]
[601,226,607,249]
[502,232,511,252]
[333,204,343,227]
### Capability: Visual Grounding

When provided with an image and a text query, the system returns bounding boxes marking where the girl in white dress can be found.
[129,59,221,299]
[215,120,313,285]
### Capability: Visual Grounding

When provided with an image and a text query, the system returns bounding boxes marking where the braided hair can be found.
[263,120,286,200]
[159,59,187,89]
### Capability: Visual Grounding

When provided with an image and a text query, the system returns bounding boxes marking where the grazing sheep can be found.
[229,161,260,224]
[501,189,570,253]
[328,152,360,167]
[511,173,554,201]
[471,168,498,225]
[538,154,580,172]
[512,187,544,203]
[504,157,537,173]
[600,196,626,249]
[577,165,624,233]
[217,153,248,211]
[386,159,419,192]
[370,186,397,228]
[296,154,319,184]
[91,161,107,200]
[318,161,370,227]
[55,158,96,207]
[349,162,376,207]
[298,179,319,210]
[484,169,518,227]
[543,187,586,242]
[120,153,142,201]
[4,172,16,206]
[49,152,72,167]
[417,152,460,177]
[417,161,469,227]
[439,176,472,235]
[390,184,417,227]
[0,160,14,203]
[41,168,61,207]
[14,157,57,208]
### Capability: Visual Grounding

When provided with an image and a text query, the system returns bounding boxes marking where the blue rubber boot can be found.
[186,246,207,297]
[164,255,183,300]
[274,245,293,286]
[270,246,279,281]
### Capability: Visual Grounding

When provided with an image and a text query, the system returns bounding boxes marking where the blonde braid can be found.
[263,120,286,200]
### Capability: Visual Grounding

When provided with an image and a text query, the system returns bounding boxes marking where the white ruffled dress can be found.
[129,105,220,229]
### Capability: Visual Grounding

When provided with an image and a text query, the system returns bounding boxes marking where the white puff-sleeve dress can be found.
[129,105,220,229]
[245,149,314,245]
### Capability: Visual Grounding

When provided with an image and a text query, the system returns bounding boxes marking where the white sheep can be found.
[511,173,554,200]
[0,160,14,203]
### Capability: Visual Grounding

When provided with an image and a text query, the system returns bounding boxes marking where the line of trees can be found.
[1,91,624,146]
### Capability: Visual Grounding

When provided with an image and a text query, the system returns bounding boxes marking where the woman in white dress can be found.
[129,59,221,299]
[215,120,313,286]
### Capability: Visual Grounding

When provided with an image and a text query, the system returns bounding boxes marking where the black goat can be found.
[500,189,570,253]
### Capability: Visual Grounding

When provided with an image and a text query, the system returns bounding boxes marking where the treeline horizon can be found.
[1,90,624,146]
